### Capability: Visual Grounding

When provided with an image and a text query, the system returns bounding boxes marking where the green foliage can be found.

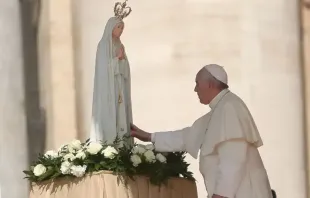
[23,136,195,186]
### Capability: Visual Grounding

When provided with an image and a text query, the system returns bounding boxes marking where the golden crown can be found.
[114,0,132,20]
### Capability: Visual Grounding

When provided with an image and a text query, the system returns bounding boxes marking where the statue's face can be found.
[112,22,124,38]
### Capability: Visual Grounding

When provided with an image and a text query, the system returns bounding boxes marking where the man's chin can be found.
[198,98,208,105]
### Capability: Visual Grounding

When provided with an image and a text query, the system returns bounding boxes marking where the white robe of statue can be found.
[151,89,273,198]
[90,17,133,146]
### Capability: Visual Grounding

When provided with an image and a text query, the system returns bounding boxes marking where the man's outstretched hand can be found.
[130,124,152,142]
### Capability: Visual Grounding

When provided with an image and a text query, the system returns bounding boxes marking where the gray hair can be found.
[198,67,228,90]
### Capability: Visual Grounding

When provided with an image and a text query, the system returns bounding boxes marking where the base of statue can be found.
[29,171,198,198]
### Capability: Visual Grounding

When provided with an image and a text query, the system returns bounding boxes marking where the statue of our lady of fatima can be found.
[90,0,134,147]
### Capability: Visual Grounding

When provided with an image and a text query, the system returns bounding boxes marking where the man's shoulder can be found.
[222,91,245,106]
[227,91,244,101]
[219,91,251,114]
[217,91,259,129]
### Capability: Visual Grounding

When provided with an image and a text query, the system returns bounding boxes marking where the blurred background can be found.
[1,0,310,197]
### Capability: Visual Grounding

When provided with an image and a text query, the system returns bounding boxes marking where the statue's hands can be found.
[117,46,125,60]
[130,123,152,142]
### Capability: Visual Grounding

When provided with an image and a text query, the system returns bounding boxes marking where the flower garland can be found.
[23,137,195,185]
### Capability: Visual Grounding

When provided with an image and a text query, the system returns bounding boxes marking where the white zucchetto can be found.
[204,64,228,85]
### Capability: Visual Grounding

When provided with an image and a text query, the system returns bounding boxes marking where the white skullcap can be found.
[204,64,228,84]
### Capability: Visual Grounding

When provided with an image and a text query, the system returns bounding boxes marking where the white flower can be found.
[58,144,67,152]
[131,147,139,154]
[68,147,75,154]
[60,161,72,175]
[75,150,86,160]
[86,142,103,155]
[44,150,58,159]
[33,164,47,176]
[58,144,69,156]
[102,146,118,159]
[145,144,155,150]
[70,139,82,150]
[131,145,146,154]
[144,150,156,163]
[156,153,167,163]
[130,154,142,167]
[70,165,87,177]
[63,153,76,161]
[68,140,82,153]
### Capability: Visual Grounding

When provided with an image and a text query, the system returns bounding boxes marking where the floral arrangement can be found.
[23,136,194,185]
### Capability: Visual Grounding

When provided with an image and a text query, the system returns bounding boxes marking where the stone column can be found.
[38,0,78,150]
[0,1,28,198]
[301,0,310,197]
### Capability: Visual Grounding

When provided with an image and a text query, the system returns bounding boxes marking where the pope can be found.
[131,64,273,198]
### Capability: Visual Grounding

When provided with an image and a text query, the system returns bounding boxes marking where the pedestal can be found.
[30,171,198,198]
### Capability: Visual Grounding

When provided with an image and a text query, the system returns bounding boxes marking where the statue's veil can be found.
[90,17,123,142]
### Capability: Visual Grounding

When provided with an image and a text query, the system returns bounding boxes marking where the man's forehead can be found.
[195,68,204,80]
[195,73,199,82]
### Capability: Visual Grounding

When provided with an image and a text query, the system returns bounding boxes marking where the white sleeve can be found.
[213,140,248,198]
[152,127,190,152]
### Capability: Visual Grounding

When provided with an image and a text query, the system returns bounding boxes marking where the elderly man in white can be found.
[131,64,273,198]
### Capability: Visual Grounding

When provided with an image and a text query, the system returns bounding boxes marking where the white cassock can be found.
[151,89,273,198]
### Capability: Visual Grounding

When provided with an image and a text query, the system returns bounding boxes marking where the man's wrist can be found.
[150,133,155,142]
[139,130,152,142]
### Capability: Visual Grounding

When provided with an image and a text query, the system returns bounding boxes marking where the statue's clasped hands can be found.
[117,46,125,60]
